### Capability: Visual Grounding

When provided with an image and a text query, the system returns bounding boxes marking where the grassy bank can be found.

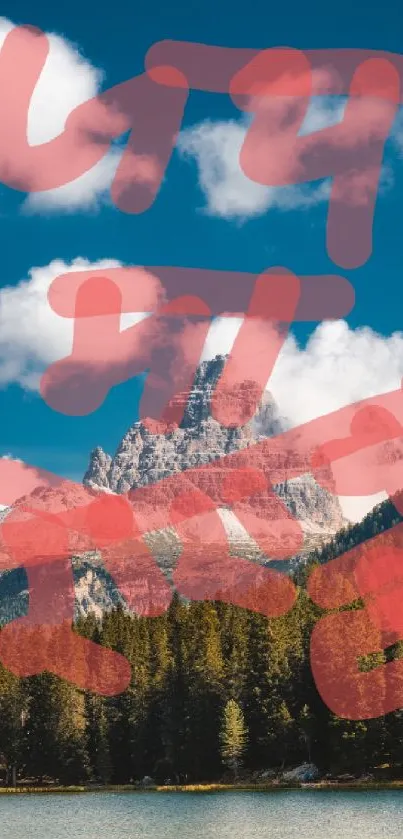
[1,781,403,794]
[158,781,403,792]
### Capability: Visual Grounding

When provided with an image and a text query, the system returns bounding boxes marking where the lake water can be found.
[0,790,402,838]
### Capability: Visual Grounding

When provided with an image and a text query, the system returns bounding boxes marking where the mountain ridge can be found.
[0,356,346,618]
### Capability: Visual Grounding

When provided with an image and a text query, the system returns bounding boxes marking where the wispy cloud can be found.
[177,116,331,219]
[202,315,403,520]
[177,94,400,221]
[0,257,124,389]
[23,149,123,215]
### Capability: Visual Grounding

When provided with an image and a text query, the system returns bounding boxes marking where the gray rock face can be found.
[84,446,112,490]
[85,356,284,494]
[0,356,345,621]
[84,356,345,577]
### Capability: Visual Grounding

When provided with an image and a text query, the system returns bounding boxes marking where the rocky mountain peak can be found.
[84,355,345,566]
[84,356,286,494]
[0,356,346,619]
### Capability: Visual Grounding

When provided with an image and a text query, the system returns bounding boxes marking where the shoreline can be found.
[1,781,403,794]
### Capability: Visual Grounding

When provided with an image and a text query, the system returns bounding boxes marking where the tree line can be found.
[0,493,403,786]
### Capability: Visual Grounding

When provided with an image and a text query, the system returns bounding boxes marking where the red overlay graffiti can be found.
[0,26,401,719]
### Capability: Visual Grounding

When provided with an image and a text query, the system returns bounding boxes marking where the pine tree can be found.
[242,611,274,768]
[23,673,90,784]
[220,604,249,701]
[298,704,315,764]
[0,663,26,785]
[220,699,248,778]
[185,602,224,780]
[158,594,189,783]
[85,693,112,784]
[267,699,295,769]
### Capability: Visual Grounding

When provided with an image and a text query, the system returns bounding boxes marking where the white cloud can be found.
[0,258,125,389]
[1,256,403,523]
[25,33,102,147]
[177,117,331,219]
[23,149,122,214]
[177,93,396,220]
[202,316,403,520]
[0,18,125,213]
[202,317,403,429]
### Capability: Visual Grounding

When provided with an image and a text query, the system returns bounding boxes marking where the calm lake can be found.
[0,790,402,838]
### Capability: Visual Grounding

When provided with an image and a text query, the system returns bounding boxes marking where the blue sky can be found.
[0,0,402,488]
